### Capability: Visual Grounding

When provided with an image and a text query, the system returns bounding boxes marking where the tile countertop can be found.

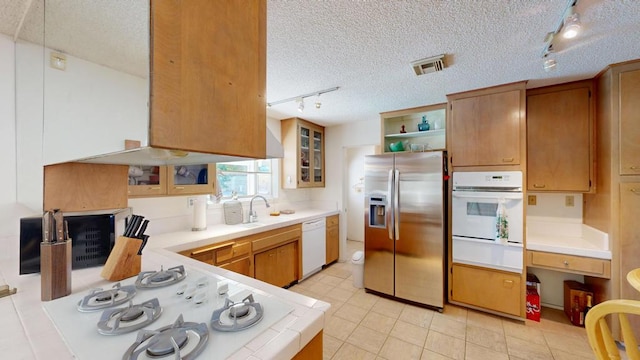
[149,209,340,253]
[9,208,337,360]
[526,216,611,260]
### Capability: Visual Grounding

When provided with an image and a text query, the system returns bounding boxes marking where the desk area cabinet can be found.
[527,80,594,192]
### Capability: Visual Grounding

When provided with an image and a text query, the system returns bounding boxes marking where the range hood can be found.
[78,128,284,166]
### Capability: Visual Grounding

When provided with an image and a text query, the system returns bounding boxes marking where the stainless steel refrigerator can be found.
[364,151,446,309]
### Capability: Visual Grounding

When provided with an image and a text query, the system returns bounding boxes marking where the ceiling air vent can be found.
[411,54,445,76]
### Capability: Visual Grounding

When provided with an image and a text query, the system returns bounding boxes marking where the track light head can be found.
[297,97,304,113]
[563,10,581,39]
[543,58,558,72]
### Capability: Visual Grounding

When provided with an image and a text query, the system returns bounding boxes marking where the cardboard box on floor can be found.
[563,280,593,319]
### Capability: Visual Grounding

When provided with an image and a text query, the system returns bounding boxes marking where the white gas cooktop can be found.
[42,267,294,360]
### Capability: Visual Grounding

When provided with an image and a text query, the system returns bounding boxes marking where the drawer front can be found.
[190,249,215,265]
[216,242,251,264]
[252,228,300,252]
[326,215,339,228]
[528,251,610,278]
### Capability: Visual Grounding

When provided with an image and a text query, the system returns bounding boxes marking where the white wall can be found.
[311,118,380,260]
[345,146,375,241]
[0,34,17,236]
[15,40,44,213]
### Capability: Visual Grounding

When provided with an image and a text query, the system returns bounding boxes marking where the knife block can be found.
[100,236,142,281]
[41,240,72,301]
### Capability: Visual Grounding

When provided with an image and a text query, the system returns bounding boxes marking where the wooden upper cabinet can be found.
[448,82,526,167]
[620,68,640,175]
[44,163,128,212]
[167,164,216,195]
[128,166,168,197]
[526,80,593,192]
[150,0,266,158]
[281,118,325,189]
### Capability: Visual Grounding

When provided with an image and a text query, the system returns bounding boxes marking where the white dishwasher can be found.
[301,218,326,279]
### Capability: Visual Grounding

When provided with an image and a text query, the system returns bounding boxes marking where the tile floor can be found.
[288,240,597,360]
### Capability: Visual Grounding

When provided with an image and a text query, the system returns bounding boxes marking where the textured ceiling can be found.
[2,0,639,127]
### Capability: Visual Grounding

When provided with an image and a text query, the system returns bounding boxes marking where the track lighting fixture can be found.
[266,86,340,111]
[540,0,582,71]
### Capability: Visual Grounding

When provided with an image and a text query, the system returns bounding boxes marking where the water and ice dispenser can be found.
[368,195,387,228]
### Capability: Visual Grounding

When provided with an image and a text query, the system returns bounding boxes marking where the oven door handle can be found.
[452,192,523,200]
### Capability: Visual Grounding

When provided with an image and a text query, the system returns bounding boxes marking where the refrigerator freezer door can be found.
[364,154,395,296]
[394,152,445,307]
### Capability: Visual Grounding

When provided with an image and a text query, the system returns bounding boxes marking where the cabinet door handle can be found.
[269,253,275,257]
[502,157,514,163]
[503,280,514,288]
[533,184,546,189]
[149,186,161,190]
[174,186,185,190]
[563,260,569,266]
[629,166,640,170]
[631,188,640,195]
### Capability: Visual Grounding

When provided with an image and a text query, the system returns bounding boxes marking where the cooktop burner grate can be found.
[97,298,162,335]
[210,294,264,332]
[77,283,137,312]
[123,314,208,360]
[135,265,187,289]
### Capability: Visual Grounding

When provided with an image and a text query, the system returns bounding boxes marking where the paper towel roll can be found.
[192,198,207,231]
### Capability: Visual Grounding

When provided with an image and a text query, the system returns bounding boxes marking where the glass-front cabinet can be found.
[381,103,447,153]
[128,164,215,197]
[281,118,325,188]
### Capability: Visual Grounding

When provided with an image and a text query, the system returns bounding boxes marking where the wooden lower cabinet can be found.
[293,330,323,360]
[218,256,251,277]
[180,239,251,276]
[179,224,302,287]
[254,242,297,288]
[326,215,339,264]
[451,263,522,317]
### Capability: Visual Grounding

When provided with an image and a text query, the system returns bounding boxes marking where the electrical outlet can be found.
[565,195,575,207]
[528,195,537,206]
[187,197,196,207]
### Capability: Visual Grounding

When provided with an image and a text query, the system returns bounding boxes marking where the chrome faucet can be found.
[249,195,270,223]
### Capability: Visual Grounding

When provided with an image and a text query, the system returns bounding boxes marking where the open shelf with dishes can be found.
[381,103,447,153]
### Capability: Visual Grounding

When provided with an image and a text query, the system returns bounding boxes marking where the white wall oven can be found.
[452,171,524,273]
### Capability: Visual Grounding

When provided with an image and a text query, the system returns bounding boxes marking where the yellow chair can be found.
[585,299,640,360]
[628,268,640,293]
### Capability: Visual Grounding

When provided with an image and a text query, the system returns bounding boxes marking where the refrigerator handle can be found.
[387,169,394,240]
[394,169,400,240]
